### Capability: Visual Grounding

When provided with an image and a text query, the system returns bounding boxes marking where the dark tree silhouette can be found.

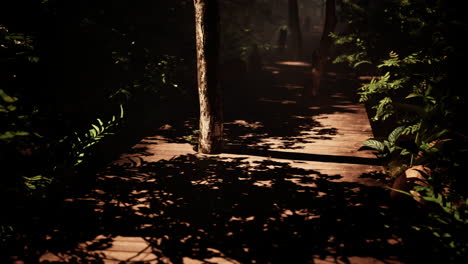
[311,0,336,96]
[288,0,303,60]
[278,27,288,54]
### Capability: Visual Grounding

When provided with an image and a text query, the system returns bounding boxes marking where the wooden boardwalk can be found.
[41,62,404,264]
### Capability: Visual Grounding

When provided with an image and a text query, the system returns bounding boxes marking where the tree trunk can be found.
[288,0,303,60]
[312,0,336,96]
[319,0,336,72]
[193,0,223,154]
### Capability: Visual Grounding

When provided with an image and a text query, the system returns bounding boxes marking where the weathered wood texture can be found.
[41,60,402,264]
[194,0,223,154]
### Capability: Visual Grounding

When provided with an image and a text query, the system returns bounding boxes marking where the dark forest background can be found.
[1,0,468,263]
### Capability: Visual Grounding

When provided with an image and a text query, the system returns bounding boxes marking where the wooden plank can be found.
[41,61,398,264]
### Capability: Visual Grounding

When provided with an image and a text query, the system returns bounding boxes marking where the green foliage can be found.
[0,26,47,193]
[391,184,468,262]
[219,0,284,63]
[0,225,14,242]
[23,175,52,192]
[1,12,128,243]
[362,139,385,154]
[0,25,36,63]
[337,1,468,260]
[0,25,39,135]
[0,26,38,136]
[109,53,186,103]
[146,55,186,99]
[358,50,452,151]
[1,1,201,256]
[184,129,200,147]
[388,126,405,143]
[69,105,124,167]
[362,126,406,159]
[331,33,371,68]
[1,23,52,244]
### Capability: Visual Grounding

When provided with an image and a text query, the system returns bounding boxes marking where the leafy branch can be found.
[69,104,124,167]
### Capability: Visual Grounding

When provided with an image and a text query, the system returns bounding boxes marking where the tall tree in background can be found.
[193,0,223,154]
[312,0,336,96]
[319,0,336,63]
[288,0,303,60]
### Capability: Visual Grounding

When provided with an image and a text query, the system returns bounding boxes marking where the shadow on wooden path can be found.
[38,62,419,264]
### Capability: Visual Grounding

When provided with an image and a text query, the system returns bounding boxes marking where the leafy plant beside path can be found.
[333,1,468,261]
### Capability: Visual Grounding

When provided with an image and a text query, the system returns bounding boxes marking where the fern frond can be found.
[388,126,406,143]
[71,105,125,167]
[362,139,386,152]
[403,122,421,135]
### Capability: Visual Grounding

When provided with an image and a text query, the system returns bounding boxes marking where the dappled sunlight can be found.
[35,56,406,263]
[40,235,158,263]
[3,0,465,263]
[40,154,406,263]
[227,120,264,129]
[275,61,312,67]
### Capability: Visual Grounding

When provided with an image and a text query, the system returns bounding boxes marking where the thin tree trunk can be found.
[319,0,336,70]
[288,0,303,60]
[193,0,223,154]
[312,0,336,96]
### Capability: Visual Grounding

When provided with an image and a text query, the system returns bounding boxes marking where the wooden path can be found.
[41,62,404,264]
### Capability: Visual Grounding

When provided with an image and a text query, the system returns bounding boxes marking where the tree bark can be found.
[193,0,223,154]
[312,0,336,96]
[288,0,303,60]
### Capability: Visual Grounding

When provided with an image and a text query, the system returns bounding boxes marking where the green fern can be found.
[373,97,394,121]
[72,104,124,166]
[23,175,52,191]
[331,32,371,69]
[403,123,421,135]
[388,126,405,142]
[378,51,400,68]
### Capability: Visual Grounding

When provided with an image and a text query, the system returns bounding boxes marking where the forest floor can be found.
[38,60,414,264]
